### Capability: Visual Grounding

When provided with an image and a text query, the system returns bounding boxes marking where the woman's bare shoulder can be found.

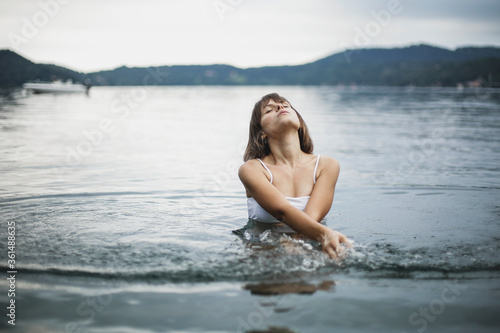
[317,155,340,175]
[238,159,263,178]
[318,155,339,167]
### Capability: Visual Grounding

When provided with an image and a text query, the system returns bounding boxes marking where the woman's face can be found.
[260,99,300,137]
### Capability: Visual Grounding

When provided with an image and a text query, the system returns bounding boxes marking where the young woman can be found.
[238,93,350,258]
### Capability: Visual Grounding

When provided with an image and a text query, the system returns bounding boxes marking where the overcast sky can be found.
[1,0,499,73]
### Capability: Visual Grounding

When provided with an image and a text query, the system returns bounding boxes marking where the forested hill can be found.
[1,44,500,88]
[0,50,85,88]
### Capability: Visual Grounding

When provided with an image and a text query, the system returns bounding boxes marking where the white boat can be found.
[23,80,90,94]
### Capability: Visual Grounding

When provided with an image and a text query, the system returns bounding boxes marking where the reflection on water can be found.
[244,280,335,295]
[247,326,300,333]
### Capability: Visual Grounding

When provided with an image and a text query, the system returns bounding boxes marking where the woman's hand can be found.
[321,228,351,259]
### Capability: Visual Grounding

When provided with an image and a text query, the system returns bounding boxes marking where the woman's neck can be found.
[266,130,304,166]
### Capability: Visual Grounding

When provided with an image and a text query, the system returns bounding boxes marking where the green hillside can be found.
[0,50,85,88]
[1,44,499,88]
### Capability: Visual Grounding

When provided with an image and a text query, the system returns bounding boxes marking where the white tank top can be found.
[247,155,320,224]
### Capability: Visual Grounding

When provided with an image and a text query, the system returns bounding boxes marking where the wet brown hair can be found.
[243,93,313,161]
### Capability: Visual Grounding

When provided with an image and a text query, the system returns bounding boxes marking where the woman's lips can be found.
[278,110,290,117]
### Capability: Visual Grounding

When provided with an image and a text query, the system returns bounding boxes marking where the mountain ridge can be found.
[1,44,499,88]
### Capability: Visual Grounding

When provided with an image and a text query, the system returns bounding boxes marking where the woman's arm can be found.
[238,160,349,258]
[304,156,340,222]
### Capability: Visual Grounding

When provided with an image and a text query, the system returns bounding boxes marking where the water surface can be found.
[1,86,499,332]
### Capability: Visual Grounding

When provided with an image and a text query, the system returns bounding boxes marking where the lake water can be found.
[0,86,499,333]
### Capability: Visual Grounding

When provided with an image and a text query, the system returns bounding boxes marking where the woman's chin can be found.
[276,118,300,131]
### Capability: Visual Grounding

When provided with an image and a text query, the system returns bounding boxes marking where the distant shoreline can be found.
[1,44,500,88]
